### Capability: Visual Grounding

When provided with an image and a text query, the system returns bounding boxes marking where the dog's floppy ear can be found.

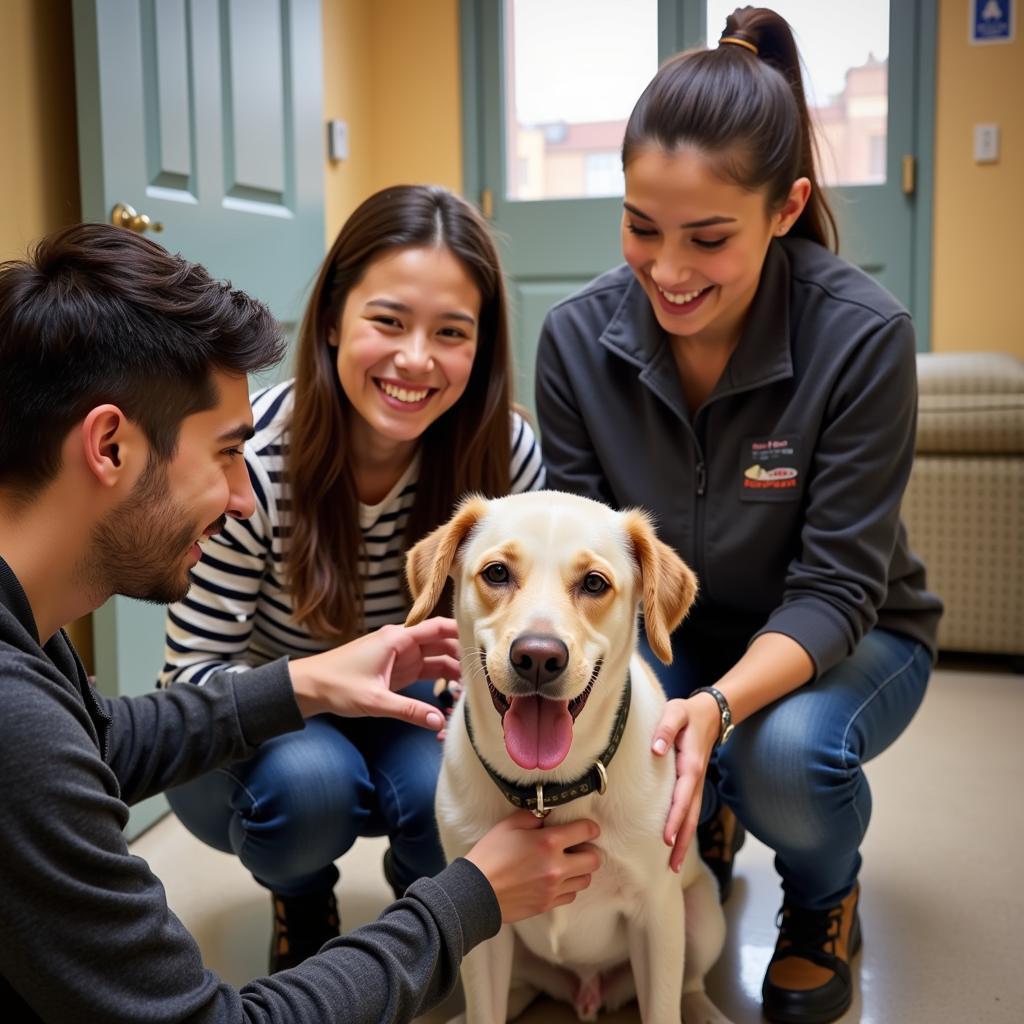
[624,510,698,664]
[405,495,490,625]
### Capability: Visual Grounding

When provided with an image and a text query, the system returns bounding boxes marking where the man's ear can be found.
[405,495,489,625]
[79,405,145,488]
[624,509,698,664]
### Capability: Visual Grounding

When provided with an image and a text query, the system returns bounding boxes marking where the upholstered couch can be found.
[901,352,1024,658]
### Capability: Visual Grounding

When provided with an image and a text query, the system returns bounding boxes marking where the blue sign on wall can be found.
[971,0,1015,43]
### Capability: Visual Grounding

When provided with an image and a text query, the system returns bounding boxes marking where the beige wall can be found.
[322,0,374,244]
[367,0,462,194]
[932,0,1023,354]
[0,0,80,261]
[321,0,463,244]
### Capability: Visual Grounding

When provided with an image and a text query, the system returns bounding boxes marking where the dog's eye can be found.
[482,562,511,585]
[581,572,609,595]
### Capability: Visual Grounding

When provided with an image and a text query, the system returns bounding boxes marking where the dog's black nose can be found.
[509,634,569,688]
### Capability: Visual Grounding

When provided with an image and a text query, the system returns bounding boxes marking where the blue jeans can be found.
[167,681,445,898]
[638,627,931,910]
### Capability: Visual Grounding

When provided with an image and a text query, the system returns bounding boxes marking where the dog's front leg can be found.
[627,888,685,1024]
[460,923,516,1023]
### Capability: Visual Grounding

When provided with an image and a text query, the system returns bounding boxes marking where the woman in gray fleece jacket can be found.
[535,9,942,1024]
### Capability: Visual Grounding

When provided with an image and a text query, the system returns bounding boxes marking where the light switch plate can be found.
[327,119,349,162]
[974,123,1000,163]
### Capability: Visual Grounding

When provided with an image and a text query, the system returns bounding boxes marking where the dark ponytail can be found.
[622,6,838,252]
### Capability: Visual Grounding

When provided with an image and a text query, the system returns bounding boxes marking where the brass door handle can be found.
[110,202,163,234]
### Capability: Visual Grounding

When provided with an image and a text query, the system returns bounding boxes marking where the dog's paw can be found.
[442,1015,466,1024]
[573,974,603,1022]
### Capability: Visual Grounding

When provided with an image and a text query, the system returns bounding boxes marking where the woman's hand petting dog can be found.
[289,617,462,730]
[652,695,722,872]
[465,811,603,923]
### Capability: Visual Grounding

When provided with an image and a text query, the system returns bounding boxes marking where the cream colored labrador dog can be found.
[405,491,731,1024]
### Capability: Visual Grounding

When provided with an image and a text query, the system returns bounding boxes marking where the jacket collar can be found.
[0,554,108,753]
[0,555,41,645]
[597,239,795,414]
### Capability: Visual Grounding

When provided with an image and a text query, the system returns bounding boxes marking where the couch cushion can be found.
[915,352,1024,454]
[902,455,1024,654]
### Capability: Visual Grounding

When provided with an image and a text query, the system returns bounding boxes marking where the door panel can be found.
[144,0,193,192]
[72,0,325,837]
[510,278,593,409]
[222,0,288,204]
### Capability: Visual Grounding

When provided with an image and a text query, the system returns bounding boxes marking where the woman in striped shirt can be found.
[160,185,545,972]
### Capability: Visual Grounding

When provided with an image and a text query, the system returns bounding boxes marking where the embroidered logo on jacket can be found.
[740,436,801,496]
[743,463,798,487]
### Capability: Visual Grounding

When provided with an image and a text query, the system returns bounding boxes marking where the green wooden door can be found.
[462,0,935,420]
[72,0,325,836]
[462,0,674,415]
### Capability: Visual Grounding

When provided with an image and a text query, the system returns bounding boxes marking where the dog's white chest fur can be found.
[512,790,679,972]
[516,861,639,968]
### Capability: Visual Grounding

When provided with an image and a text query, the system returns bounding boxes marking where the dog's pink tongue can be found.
[503,696,573,770]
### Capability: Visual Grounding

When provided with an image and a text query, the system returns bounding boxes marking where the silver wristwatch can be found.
[691,686,735,746]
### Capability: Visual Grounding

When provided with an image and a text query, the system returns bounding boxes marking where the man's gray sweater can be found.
[0,556,499,1022]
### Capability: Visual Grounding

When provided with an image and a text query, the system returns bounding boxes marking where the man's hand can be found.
[289,617,461,731]
[651,694,720,872]
[465,811,602,923]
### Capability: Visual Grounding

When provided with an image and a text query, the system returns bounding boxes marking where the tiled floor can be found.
[132,659,1024,1022]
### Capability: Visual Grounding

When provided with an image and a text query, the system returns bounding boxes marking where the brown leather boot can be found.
[696,803,746,902]
[269,889,340,973]
[762,883,861,1023]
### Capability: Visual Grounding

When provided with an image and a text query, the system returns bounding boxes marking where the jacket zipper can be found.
[691,425,708,604]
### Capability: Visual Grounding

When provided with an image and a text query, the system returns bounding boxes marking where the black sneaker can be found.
[269,889,340,973]
[762,883,862,1024]
[697,803,746,902]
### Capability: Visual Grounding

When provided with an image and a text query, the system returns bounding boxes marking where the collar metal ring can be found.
[533,782,551,818]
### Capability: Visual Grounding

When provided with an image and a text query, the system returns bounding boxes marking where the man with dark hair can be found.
[0,223,284,497]
[0,225,601,1022]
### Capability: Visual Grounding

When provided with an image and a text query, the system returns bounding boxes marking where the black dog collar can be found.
[463,674,631,817]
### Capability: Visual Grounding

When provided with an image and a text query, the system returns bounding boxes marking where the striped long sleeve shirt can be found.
[160,380,545,685]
